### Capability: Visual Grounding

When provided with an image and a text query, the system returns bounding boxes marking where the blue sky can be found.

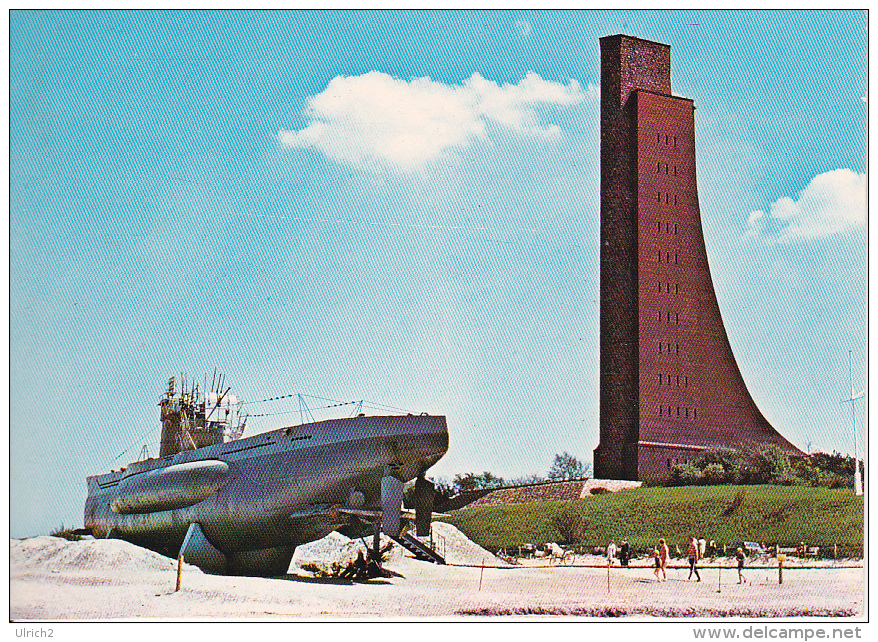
[9,10,866,538]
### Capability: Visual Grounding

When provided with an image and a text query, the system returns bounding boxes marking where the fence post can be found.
[175,554,183,592]
[607,559,611,593]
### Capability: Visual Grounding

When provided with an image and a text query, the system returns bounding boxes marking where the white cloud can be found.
[278,71,587,171]
[745,168,865,242]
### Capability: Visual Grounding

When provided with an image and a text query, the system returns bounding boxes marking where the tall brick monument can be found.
[595,35,803,481]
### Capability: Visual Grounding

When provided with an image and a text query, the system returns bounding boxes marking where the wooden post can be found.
[478,558,485,591]
[717,561,721,593]
[607,559,611,593]
[372,520,381,563]
[778,559,783,585]
[175,554,183,592]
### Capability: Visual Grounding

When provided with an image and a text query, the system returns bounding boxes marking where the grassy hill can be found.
[439,485,864,557]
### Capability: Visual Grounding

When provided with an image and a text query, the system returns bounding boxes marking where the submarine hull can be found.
[85,414,448,575]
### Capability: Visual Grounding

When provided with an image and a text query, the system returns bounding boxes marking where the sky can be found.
[9,10,866,538]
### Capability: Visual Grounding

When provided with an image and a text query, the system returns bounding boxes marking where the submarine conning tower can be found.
[595,34,804,482]
[159,375,243,457]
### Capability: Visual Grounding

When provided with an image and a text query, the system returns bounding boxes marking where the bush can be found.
[794,452,864,489]
[666,444,819,487]
[549,503,588,544]
[669,463,704,486]
[702,463,726,485]
[50,525,82,541]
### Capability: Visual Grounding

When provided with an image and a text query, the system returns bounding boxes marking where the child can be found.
[653,547,661,581]
[736,547,747,584]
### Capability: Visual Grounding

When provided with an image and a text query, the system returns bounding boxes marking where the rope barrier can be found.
[441,562,865,569]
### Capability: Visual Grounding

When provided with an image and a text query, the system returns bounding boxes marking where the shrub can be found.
[50,525,82,541]
[549,504,588,544]
[702,463,726,485]
[669,444,811,487]
[794,452,864,489]
[669,463,704,486]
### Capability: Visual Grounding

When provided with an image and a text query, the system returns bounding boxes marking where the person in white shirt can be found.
[607,539,617,565]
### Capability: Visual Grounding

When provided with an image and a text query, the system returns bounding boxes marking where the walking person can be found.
[736,547,747,584]
[659,538,669,582]
[607,539,617,566]
[652,546,661,581]
[620,539,630,567]
[687,535,702,582]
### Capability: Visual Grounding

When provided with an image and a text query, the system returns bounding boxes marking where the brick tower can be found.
[594,35,803,481]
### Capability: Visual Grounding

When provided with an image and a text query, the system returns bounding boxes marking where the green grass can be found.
[49,524,83,541]
[440,485,863,556]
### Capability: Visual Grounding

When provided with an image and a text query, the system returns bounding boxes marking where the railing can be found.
[435,534,446,559]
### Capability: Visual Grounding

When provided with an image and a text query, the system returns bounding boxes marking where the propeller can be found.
[413,473,434,537]
[380,472,404,537]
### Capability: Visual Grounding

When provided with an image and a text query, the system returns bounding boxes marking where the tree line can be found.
[426,451,591,505]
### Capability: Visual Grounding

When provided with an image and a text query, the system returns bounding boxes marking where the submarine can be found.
[84,375,448,576]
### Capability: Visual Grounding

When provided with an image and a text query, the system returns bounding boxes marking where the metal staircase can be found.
[390,532,446,565]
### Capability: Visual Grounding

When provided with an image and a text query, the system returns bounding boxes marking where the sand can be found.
[10,534,864,620]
